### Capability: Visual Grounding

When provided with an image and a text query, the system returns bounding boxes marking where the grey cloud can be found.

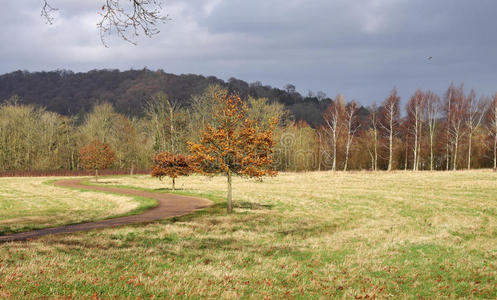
[0,0,496,106]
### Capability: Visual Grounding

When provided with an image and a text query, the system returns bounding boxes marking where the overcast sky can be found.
[0,0,496,105]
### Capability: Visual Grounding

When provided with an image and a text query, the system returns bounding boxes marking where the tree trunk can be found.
[373,129,378,171]
[467,132,472,170]
[430,134,434,171]
[388,114,393,171]
[412,139,417,171]
[343,145,349,171]
[172,177,175,191]
[227,170,233,213]
[368,150,374,171]
[170,107,175,153]
[318,133,322,172]
[332,133,337,171]
[95,169,99,182]
[446,143,450,171]
[446,92,451,171]
[494,132,497,172]
[417,140,421,170]
[453,136,458,171]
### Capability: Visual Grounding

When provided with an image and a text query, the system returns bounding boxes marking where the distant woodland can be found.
[0,69,331,126]
[0,69,496,172]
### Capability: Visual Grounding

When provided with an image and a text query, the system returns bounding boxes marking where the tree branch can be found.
[41,0,168,47]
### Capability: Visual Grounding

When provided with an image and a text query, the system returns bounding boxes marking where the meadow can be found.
[1,171,497,298]
[0,177,155,235]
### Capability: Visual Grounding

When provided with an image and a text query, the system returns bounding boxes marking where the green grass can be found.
[1,171,497,298]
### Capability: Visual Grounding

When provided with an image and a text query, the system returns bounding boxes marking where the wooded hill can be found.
[0,69,332,126]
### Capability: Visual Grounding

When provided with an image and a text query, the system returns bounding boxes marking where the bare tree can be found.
[343,101,360,171]
[486,94,497,170]
[444,84,453,170]
[323,94,345,171]
[41,0,167,46]
[406,90,425,171]
[368,103,379,171]
[146,93,180,154]
[380,89,400,171]
[424,91,440,171]
[465,90,488,169]
[444,84,467,170]
[316,127,325,171]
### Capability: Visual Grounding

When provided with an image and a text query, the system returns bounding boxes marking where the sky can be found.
[0,0,496,105]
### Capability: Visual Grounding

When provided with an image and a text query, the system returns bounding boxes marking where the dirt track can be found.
[0,178,213,243]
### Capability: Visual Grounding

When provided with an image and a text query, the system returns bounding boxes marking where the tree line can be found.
[1,82,497,172]
[317,84,497,171]
[0,69,331,127]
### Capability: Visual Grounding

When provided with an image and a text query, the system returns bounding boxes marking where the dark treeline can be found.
[1,69,496,172]
[0,69,331,127]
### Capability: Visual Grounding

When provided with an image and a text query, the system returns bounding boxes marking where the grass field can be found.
[0,177,155,235]
[1,171,497,298]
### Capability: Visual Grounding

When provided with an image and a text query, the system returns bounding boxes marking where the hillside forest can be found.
[1,69,497,172]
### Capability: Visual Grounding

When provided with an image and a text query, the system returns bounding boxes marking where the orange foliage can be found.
[79,140,116,171]
[151,152,195,180]
[187,93,277,178]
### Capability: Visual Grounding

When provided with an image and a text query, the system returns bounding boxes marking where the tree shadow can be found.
[234,201,273,210]
[153,188,186,191]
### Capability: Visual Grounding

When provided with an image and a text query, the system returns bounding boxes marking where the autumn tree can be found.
[188,93,277,213]
[151,152,194,190]
[381,89,400,171]
[79,140,116,181]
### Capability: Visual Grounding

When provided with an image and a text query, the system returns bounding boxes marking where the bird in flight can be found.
[427,56,433,60]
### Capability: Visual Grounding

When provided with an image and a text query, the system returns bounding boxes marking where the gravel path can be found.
[0,178,212,243]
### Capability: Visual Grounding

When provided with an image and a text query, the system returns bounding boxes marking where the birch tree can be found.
[465,90,487,169]
[486,93,497,171]
[343,101,360,171]
[368,103,379,171]
[444,84,467,170]
[424,91,440,171]
[323,94,345,171]
[406,90,425,171]
[380,89,400,171]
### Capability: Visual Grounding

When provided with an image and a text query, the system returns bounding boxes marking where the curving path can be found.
[0,178,213,243]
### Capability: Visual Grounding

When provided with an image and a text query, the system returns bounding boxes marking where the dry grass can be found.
[0,177,139,234]
[1,171,497,298]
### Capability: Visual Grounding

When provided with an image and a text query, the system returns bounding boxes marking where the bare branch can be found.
[41,1,168,47]
[41,0,58,25]
[98,0,168,46]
